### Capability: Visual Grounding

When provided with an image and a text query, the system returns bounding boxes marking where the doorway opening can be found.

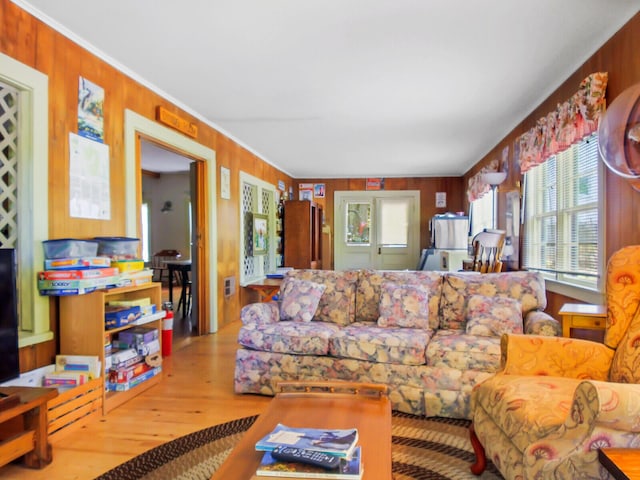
[141,139,197,340]
[124,109,217,339]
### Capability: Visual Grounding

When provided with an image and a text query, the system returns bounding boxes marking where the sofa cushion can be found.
[465,295,523,336]
[440,271,546,330]
[280,278,326,322]
[238,321,341,355]
[329,322,433,365]
[356,270,443,328]
[377,282,430,329]
[285,270,359,325]
[426,330,502,372]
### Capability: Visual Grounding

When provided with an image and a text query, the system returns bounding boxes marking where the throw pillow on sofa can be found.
[280,278,326,322]
[465,295,523,336]
[377,281,430,328]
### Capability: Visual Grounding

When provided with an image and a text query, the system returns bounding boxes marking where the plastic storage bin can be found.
[43,239,99,259]
[94,237,140,260]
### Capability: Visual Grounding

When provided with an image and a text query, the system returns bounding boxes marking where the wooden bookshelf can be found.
[59,283,164,414]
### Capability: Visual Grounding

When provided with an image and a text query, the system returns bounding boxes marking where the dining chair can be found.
[150,249,181,284]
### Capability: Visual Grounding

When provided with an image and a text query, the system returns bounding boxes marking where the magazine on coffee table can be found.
[255,446,363,479]
[255,424,359,458]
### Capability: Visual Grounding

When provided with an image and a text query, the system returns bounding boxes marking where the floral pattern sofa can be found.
[235,269,560,419]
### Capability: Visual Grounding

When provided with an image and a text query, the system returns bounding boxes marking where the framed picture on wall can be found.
[252,213,268,256]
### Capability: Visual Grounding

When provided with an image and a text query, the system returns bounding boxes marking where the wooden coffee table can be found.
[212,382,392,479]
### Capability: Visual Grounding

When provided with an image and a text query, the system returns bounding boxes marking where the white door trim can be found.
[124,110,218,332]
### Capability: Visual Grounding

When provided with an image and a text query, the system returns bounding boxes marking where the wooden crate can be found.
[47,378,103,440]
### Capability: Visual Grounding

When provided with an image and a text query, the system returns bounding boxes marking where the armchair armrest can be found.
[501,334,614,380]
[523,380,640,477]
[240,302,280,326]
[523,310,561,336]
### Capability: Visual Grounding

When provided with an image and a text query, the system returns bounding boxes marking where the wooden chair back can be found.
[151,249,181,282]
[470,229,506,273]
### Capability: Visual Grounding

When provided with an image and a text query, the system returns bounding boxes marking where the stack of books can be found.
[254,424,363,479]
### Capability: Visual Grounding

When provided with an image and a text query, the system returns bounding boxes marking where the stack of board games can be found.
[38,266,120,296]
[106,326,162,392]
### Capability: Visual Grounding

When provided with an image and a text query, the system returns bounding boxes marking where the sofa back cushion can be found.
[440,271,546,330]
[285,269,359,325]
[279,278,326,322]
[465,295,523,336]
[377,282,430,329]
[356,270,443,329]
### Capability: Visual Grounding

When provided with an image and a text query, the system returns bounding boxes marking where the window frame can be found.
[0,53,52,347]
[239,171,277,286]
[522,134,605,304]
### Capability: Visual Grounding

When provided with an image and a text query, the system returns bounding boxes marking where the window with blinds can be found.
[470,190,494,237]
[523,133,601,290]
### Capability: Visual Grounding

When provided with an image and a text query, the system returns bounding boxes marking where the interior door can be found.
[334,191,420,270]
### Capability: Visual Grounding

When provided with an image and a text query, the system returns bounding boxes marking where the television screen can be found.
[0,248,20,384]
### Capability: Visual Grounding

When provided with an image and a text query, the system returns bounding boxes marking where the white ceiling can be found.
[16,0,640,178]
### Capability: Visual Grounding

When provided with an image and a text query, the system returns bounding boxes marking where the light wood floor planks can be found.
[0,320,272,480]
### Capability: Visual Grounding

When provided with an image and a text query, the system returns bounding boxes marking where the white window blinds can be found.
[523,133,601,289]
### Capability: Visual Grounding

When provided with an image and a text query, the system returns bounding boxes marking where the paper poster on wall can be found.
[435,192,446,208]
[299,183,313,201]
[69,133,111,220]
[220,166,231,199]
[78,77,105,142]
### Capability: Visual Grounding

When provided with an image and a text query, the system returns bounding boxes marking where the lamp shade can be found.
[481,171,507,186]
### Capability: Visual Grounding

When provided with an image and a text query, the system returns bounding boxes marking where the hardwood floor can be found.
[0,320,272,480]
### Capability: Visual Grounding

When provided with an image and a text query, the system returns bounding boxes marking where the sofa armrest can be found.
[523,310,561,336]
[240,302,280,325]
[501,334,614,379]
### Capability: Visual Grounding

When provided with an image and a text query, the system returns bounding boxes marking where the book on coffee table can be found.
[255,424,359,458]
[255,446,363,479]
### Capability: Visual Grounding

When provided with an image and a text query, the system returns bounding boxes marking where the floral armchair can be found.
[469,245,640,479]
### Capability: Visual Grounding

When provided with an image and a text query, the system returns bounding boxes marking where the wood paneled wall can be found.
[5,1,640,371]
[295,177,465,269]
[462,13,640,312]
[2,0,293,370]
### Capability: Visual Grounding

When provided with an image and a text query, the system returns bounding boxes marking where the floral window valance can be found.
[467,158,499,202]
[517,72,608,173]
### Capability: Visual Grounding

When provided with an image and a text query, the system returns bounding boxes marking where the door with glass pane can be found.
[334,191,419,270]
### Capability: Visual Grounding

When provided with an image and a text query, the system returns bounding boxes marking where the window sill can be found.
[18,330,54,348]
[545,279,604,305]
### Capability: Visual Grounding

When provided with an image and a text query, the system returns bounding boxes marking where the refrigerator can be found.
[421,214,470,271]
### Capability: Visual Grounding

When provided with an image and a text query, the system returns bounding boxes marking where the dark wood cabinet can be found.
[284,200,323,269]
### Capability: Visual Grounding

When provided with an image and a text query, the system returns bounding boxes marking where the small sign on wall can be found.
[435,192,446,208]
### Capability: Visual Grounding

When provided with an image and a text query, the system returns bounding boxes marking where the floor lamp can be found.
[481,171,507,229]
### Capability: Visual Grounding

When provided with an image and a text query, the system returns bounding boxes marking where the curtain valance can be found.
[517,72,608,173]
[467,158,499,203]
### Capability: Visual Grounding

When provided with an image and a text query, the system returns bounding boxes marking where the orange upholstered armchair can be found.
[470,245,640,479]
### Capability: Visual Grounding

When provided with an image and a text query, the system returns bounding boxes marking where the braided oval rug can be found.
[94,412,502,480]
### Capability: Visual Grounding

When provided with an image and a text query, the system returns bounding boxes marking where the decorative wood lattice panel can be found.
[0,82,18,248]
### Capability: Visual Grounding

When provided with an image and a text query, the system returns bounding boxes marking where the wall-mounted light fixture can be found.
[598,81,640,191]
[161,200,173,213]
[481,171,507,229]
